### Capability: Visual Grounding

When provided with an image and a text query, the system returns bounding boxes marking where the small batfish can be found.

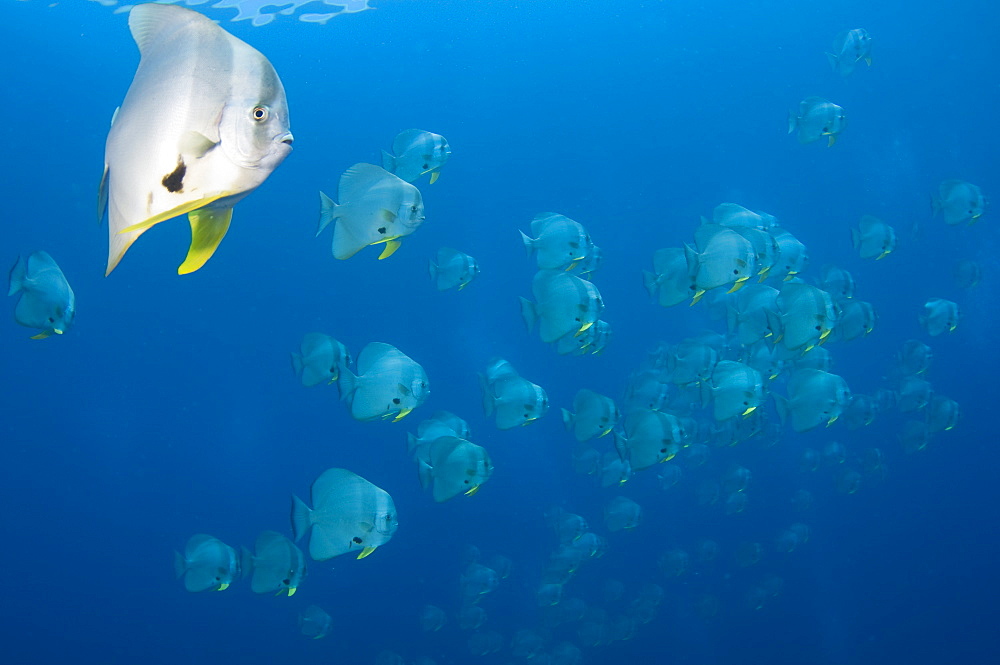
[711,203,774,229]
[417,436,494,502]
[340,342,429,422]
[643,247,695,307]
[774,368,851,433]
[291,468,398,560]
[732,226,780,278]
[820,265,855,300]
[623,410,682,470]
[920,298,960,336]
[604,496,642,532]
[562,389,621,442]
[851,215,896,260]
[768,227,809,280]
[741,340,785,380]
[843,394,877,430]
[520,213,592,270]
[381,129,451,184]
[318,163,425,260]
[831,300,876,342]
[685,225,756,303]
[299,605,332,639]
[932,180,987,226]
[896,340,933,376]
[521,270,604,343]
[546,507,589,544]
[789,345,832,372]
[773,283,836,352]
[101,3,293,275]
[8,251,75,339]
[706,360,764,421]
[826,29,872,76]
[927,395,960,433]
[419,605,448,632]
[665,340,717,386]
[174,534,239,592]
[954,259,982,289]
[727,284,780,346]
[429,247,479,291]
[479,358,549,429]
[567,244,603,277]
[408,410,472,459]
[788,97,846,146]
[291,333,351,387]
[896,375,932,413]
[241,531,306,596]
[556,318,612,355]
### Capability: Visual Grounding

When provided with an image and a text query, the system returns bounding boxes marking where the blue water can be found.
[2,1,997,663]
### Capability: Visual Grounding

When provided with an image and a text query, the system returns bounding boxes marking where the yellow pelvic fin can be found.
[783,271,798,282]
[819,328,832,341]
[742,406,757,417]
[827,416,838,426]
[574,321,594,336]
[600,428,612,437]
[464,485,480,496]
[769,374,779,380]
[217,583,229,591]
[690,289,706,305]
[727,278,748,294]
[876,250,890,260]
[378,239,402,260]
[393,407,413,422]
[178,207,234,275]
[357,546,377,560]
[565,261,578,271]
[429,171,440,184]
[119,195,228,235]
[827,134,837,147]
[802,345,815,354]
[458,282,468,290]
[30,331,52,340]
[864,56,872,66]
[287,587,297,597]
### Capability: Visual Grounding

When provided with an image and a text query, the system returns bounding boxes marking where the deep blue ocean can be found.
[2,1,997,663]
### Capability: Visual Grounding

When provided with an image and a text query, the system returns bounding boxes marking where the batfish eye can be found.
[251,106,268,121]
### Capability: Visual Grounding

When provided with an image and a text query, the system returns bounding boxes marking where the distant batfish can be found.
[8,251,75,339]
[100,3,293,275]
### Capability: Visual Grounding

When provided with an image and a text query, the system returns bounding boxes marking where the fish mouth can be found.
[278,132,294,147]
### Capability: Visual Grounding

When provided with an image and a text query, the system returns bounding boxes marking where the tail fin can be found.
[290,495,312,542]
[519,297,538,333]
[561,408,574,432]
[7,255,26,296]
[428,259,439,281]
[338,368,359,402]
[290,352,304,378]
[381,149,396,173]
[240,546,255,579]
[173,551,187,579]
[479,373,495,417]
[317,191,339,236]
[642,270,659,299]
[825,52,838,72]
[417,460,434,490]
[773,394,789,425]
[519,230,535,257]
[850,227,861,250]
[786,110,798,135]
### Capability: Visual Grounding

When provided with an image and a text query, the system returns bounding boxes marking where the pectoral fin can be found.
[178,207,234,275]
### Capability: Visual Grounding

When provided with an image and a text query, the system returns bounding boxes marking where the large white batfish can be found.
[100,3,293,275]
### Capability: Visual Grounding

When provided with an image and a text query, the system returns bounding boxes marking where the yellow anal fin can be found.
[286,587,297,597]
[429,171,440,184]
[30,331,53,340]
[565,261,578,271]
[378,239,402,260]
[357,546,377,560]
[217,583,230,591]
[178,207,234,275]
[464,485,480,496]
[119,195,227,236]
[393,407,413,422]
[690,289,706,305]
[727,277,749,294]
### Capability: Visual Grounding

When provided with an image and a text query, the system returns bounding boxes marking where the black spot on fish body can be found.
[352,536,363,544]
[162,158,187,193]
[283,578,290,585]
[377,227,387,234]
[392,397,401,405]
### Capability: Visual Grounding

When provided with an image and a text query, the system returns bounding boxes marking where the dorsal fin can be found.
[128,3,201,57]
